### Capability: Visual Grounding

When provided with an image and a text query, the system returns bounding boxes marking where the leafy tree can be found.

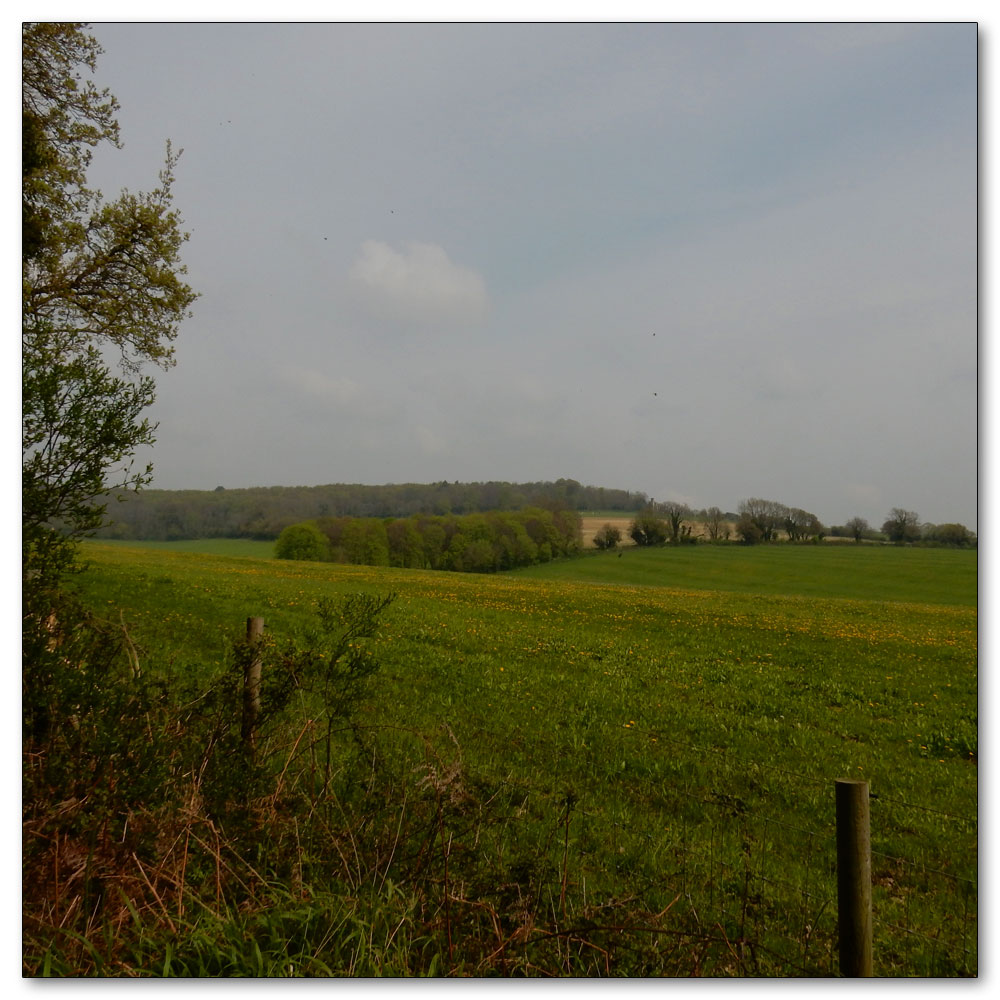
[845,516,870,543]
[23,332,157,584]
[23,23,196,598]
[520,507,562,562]
[882,508,921,543]
[629,509,668,547]
[413,515,449,569]
[783,506,824,542]
[342,519,390,566]
[386,517,425,568]
[735,515,763,545]
[274,522,330,562]
[593,523,622,550]
[925,523,975,547]
[737,498,787,542]
[488,512,538,570]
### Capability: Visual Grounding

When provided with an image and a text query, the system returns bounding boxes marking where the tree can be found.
[629,508,668,547]
[926,523,975,547]
[704,506,729,542]
[735,515,763,545]
[593,523,622,550]
[275,522,331,562]
[342,519,390,566]
[881,508,921,543]
[386,517,425,568]
[737,498,787,542]
[659,501,693,544]
[23,23,196,597]
[783,506,824,542]
[845,516,870,543]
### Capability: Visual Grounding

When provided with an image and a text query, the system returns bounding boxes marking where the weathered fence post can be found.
[836,778,873,977]
[241,617,264,753]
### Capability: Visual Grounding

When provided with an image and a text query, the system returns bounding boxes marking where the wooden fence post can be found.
[836,778,873,977]
[241,617,264,753]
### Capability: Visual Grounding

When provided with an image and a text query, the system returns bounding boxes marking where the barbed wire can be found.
[869,847,977,886]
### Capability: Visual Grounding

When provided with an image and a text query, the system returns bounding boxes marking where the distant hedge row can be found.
[275,507,583,573]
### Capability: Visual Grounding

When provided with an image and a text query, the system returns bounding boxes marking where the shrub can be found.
[593,523,622,550]
[628,510,667,547]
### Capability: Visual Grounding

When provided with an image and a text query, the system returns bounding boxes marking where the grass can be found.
[94,537,276,558]
[513,542,977,606]
[26,540,977,977]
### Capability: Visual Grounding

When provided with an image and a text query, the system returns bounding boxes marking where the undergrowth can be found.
[24,590,773,977]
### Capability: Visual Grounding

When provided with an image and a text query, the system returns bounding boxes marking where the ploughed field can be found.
[70,540,977,976]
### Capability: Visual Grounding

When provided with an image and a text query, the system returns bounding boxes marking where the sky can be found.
[80,19,978,530]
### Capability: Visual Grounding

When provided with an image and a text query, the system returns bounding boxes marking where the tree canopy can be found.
[22,23,197,595]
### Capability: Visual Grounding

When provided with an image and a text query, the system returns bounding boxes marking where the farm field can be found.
[515,540,978,606]
[48,541,977,976]
[94,537,276,559]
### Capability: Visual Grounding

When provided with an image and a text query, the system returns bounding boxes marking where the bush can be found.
[735,515,762,545]
[628,510,667,547]
[593,523,622,550]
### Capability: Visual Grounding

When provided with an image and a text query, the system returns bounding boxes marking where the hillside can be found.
[94,479,648,541]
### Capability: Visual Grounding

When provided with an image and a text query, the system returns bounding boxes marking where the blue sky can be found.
[82,20,978,528]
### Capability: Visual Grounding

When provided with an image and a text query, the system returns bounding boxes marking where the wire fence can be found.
[440,719,978,977]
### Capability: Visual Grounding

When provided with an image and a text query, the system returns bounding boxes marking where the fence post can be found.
[241,616,264,753]
[836,778,872,976]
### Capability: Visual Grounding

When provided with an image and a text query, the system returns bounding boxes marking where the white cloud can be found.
[348,240,488,327]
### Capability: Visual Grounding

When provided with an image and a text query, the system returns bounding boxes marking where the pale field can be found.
[579,515,730,547]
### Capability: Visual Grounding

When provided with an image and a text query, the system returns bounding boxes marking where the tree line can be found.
[592,500,976,550]
[828,508,976,547]
[92,479,646,541]
[275,507,583,573]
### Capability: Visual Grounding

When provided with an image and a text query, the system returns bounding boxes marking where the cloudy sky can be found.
[83,20,977,529]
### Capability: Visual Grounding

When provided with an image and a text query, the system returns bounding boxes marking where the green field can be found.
[93,537,277,559]
[513,541,977,605]
[35,541,976,976]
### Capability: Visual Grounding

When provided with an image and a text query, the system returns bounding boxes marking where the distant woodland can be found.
[93,479,649,541]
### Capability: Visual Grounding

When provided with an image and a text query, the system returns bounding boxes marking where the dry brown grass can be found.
[579,517,638,548]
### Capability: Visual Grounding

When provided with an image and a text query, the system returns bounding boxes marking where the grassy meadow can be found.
[33,540,976,976]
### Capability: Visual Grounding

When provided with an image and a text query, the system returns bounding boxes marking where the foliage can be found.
[592,522,622,550]
[22,26,198,890]
[23,330,158,592]
[845,516,871,543]
[281,507,581,574]
[882,508,921,544]
[657,500,693,544]
[922,523,976,548]
[22,22,196,596]
[24,588,398,974]
[737,498,823,544]
[628,508,668,546]
[782,506,825,542]
[93,480,648,542]
[274,521,331,562]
